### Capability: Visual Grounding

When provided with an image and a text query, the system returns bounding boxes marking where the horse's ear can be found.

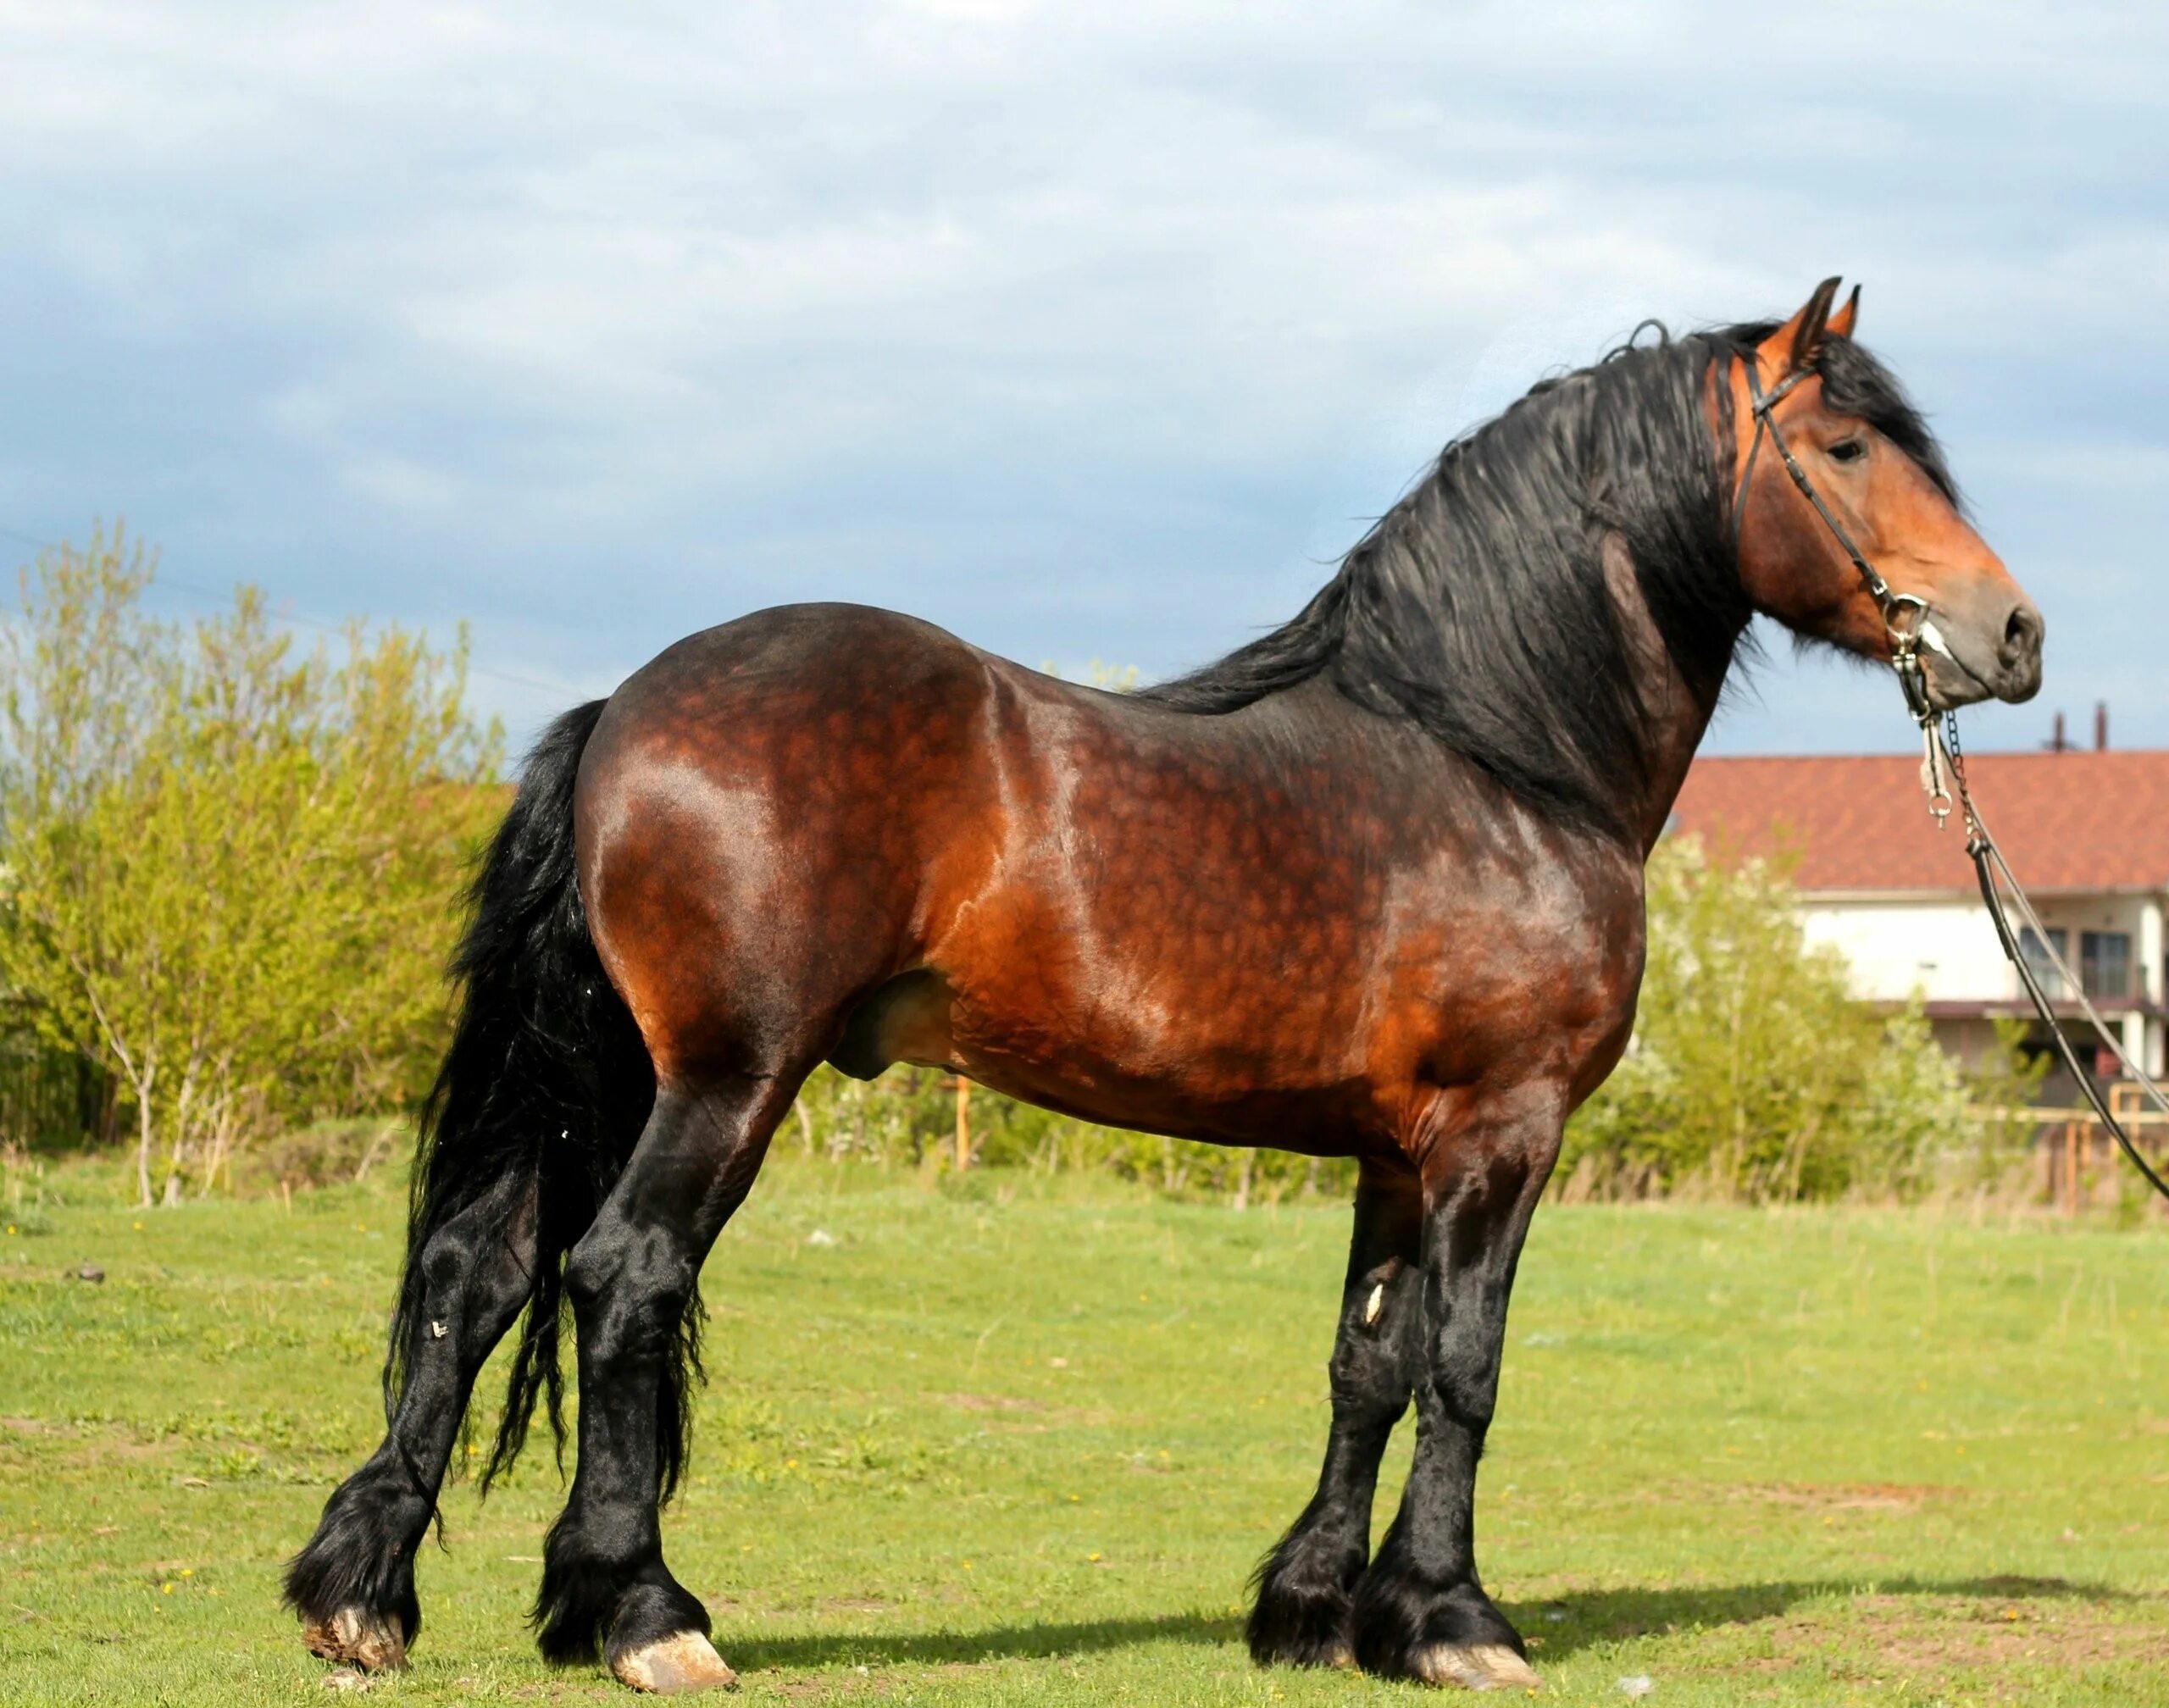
[1825,283,1860,341]
[1759,276,1844,378]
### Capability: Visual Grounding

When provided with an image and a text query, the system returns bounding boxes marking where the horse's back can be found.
[596,602,984,728]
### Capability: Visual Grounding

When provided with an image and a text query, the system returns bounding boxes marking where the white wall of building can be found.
[1800,896,2010,1005]
[1800,889,2166,1078]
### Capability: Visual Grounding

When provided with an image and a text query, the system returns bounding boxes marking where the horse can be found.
[287,279,2044,1693]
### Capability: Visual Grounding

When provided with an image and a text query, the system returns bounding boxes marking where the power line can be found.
[0,523,586,702]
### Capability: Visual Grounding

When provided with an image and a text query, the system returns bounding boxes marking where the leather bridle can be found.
[1731,350,1937,725]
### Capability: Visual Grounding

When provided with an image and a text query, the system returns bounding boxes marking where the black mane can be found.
[1140,324,1950,837]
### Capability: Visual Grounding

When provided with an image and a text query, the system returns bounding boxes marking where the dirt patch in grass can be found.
[935,1394,1046,1416]
[931,1392,1128,1434]
[1638,1478,1967,1516]
[1741,1587,2169,1694]
[1745,1482,1958,1512]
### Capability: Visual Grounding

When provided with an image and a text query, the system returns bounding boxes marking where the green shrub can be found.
[1562,835,1998,1202]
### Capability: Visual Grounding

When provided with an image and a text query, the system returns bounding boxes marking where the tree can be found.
[1562,833,1979,1201]
[0,529,502,1204]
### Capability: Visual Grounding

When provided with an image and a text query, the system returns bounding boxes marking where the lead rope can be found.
[1922,711,2169,1200]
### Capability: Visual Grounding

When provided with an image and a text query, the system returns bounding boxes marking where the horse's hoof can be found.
[610,1630,739,1694]
[302,1606,408,1673]
[1410,1642,1541,1691]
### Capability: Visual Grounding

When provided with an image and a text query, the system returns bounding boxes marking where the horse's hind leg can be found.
[286,1180,540,1670]
[1249,1155,1423,1667]
[535,1073,797,1693]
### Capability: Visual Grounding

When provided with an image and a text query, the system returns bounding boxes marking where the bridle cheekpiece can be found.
[1730,350,1939,728]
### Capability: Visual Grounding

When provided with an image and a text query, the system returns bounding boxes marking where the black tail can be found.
[389,698,700,1496]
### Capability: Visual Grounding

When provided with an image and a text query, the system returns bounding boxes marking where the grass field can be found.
[3,1157,2168,1707]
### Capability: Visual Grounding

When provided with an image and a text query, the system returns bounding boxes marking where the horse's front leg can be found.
[1249,1153,1424,1667]
[1350,1082,1561,1690]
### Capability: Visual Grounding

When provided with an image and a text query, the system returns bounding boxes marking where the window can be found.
[2080,930,2131,1000]
[2019,926,2067,998]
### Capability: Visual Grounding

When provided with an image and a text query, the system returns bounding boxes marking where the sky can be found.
[2,1,2163,758]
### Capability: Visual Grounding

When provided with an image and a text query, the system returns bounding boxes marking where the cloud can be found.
[0,1,2161,747]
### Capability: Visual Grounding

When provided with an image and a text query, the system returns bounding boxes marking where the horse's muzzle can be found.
[1925,588,2044,707]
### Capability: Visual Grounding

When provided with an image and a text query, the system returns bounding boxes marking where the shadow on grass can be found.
[724,1610,1240,1672]
[721,1577,2129,1673]
[1506,1575,2132,1662]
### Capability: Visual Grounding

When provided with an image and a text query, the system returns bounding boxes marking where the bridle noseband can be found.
[1730,351,1937,725]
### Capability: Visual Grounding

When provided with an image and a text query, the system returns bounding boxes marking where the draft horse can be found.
[290,280,2044,1692]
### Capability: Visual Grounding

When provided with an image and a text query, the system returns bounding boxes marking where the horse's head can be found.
[1727,278,2043,711]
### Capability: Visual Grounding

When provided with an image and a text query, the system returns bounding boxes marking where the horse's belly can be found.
[829,948,1384,1149]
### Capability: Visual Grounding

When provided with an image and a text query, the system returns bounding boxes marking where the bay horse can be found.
[288,280,2044,1693]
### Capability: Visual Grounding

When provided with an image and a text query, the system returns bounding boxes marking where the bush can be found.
[1560,835,2001,1202]
[241,1117,409,1198]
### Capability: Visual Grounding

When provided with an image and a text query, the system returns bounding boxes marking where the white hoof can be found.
[1411,1641,1542,1691]
[302,1606,408,1673]
[610,1630,739,1694]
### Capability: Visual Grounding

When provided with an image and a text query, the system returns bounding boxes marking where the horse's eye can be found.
[1827,438,1867,465]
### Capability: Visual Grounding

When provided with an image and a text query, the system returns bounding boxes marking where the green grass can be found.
[3,1159,2167,1706]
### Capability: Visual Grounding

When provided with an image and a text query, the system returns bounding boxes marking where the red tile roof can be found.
[1670,749,2169,895]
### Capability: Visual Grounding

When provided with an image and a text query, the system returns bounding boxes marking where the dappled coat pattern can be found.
[287,281,2043,1693]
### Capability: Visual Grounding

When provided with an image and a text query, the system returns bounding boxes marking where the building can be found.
[1669,746,2169,1090]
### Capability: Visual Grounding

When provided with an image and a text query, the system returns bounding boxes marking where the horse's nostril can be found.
[2002,602,2044,660]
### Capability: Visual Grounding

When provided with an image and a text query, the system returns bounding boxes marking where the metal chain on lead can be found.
[1943,709,1973,835]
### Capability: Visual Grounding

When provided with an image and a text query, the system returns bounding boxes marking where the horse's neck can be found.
[1600,534,1734,856]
